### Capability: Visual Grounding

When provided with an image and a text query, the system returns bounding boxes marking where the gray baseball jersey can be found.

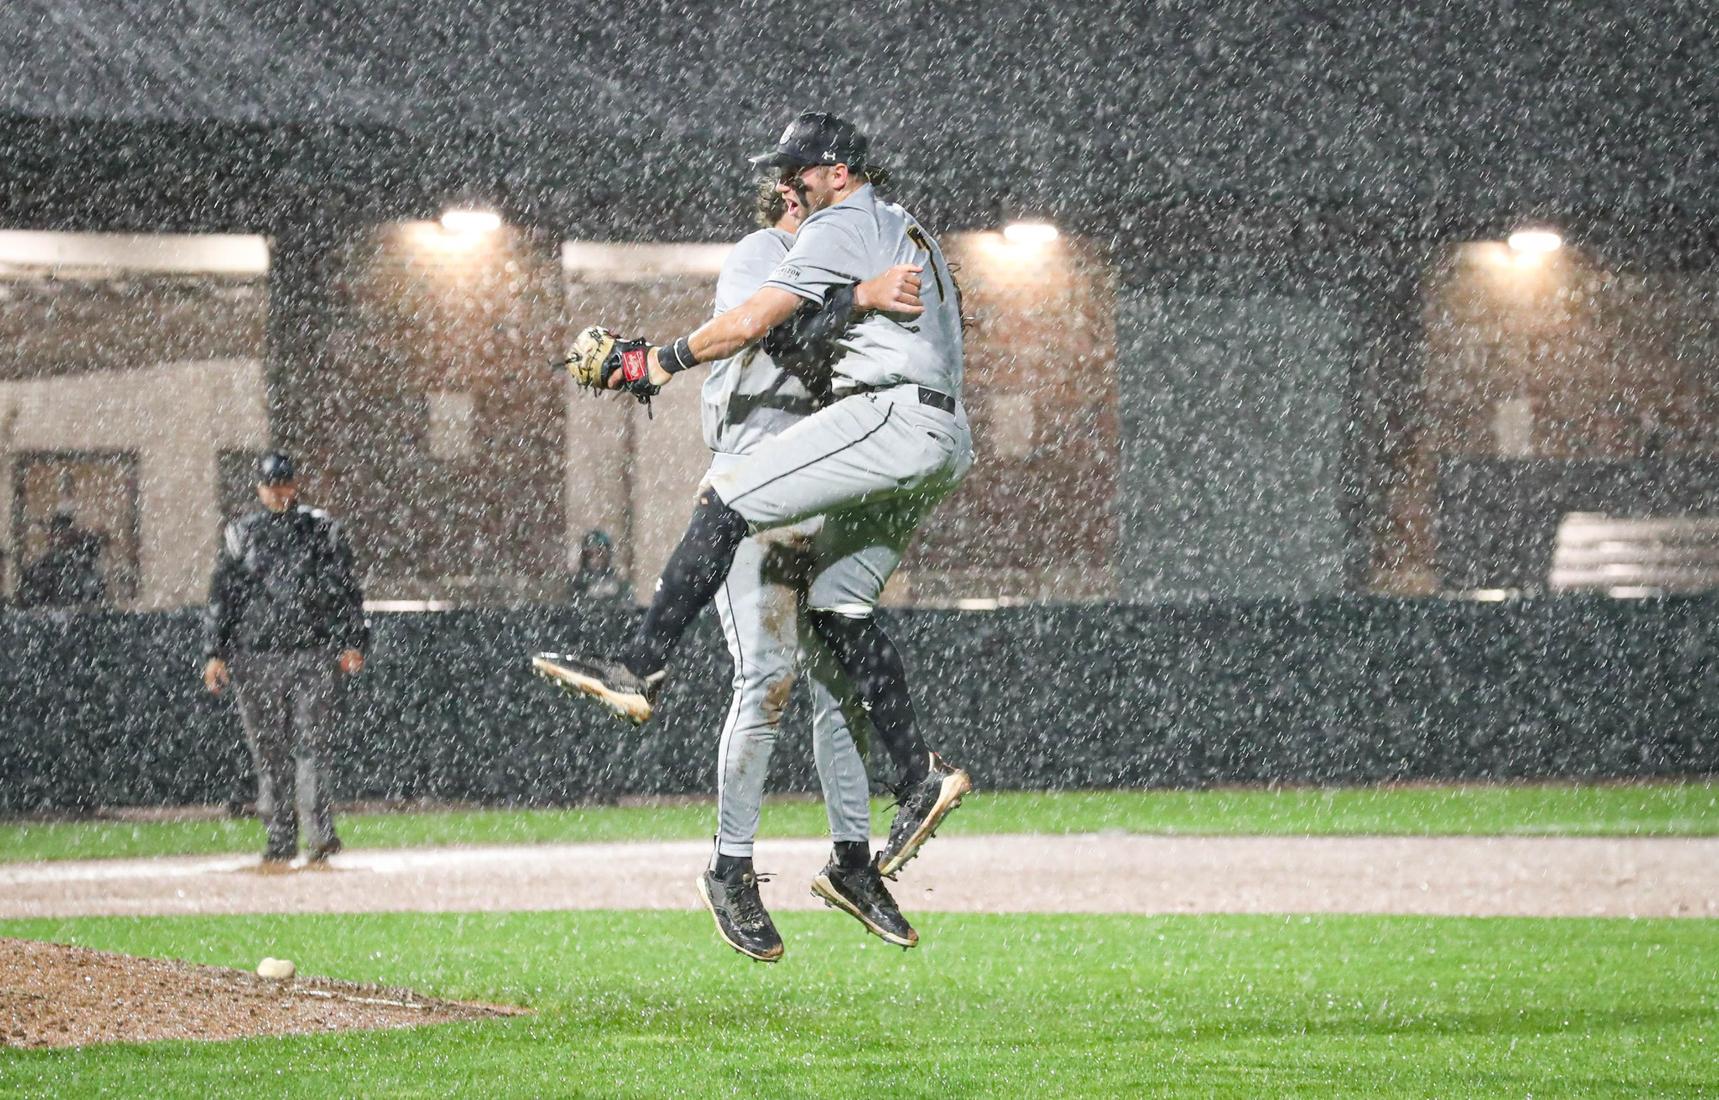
[763,183,964,397]
[702,228,823,455]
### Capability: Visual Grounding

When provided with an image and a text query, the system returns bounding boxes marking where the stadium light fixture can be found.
[440,208,503,235]
[1506,228,1562,256]
[1002,221,1059,245]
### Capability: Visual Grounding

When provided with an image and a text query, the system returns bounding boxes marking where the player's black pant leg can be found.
[806,609,930,793]
[621,488,750,675]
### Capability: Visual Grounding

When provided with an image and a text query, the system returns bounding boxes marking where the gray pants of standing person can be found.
[231,651,340,859]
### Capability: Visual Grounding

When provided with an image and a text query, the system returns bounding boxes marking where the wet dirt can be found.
[0,936,526,1050]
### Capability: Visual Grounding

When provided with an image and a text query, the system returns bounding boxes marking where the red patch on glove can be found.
[621,347,650,383]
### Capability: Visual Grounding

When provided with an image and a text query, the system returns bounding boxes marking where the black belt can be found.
[848,384,956,414]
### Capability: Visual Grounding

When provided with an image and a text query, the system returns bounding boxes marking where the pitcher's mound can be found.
[1,937,526,1049]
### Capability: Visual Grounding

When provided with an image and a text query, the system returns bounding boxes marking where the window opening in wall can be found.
[1419,238,1719,597]
[0,230,271,609]
[10,450,141,607]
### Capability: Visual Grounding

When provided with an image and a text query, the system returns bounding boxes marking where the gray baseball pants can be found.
[707,458,874,858]
[231,651,340,857]
[709,385,974,615]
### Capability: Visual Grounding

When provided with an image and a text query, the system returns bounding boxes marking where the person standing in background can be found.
[202,452,368,869]
[18,512,107,609]
[568,529,635,608]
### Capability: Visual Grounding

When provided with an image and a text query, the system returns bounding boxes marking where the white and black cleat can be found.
[811,859,918,948]
[698,868,784,963]
[531,652,665,725]
[876,752,972,877]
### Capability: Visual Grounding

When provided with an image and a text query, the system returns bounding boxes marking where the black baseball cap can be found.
[748,112,869,171]
[257,451,296,485]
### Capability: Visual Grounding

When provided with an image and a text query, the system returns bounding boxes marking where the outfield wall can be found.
[2,599,1715,813]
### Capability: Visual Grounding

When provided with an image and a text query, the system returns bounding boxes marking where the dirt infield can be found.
[0,937,525,1049]
[3,834,1714,921]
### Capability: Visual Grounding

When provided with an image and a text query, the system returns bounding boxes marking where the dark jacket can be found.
[18,532,106,608]
[204,504,369,658]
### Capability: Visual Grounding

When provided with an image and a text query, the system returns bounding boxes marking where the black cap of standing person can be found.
[749,112,870,171]
[257,451,295,485]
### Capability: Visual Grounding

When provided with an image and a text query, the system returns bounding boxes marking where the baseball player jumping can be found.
[665,179,922,962]
[538,111,973,925]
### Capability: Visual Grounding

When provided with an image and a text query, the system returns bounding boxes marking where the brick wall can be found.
[0,261,269,607]
[0,275,264,381]
[1422,244,1719,458]
[917,232,1119,603]
[18,227,1718,607]
[1378,242,1719,592]
[290,221,569,601]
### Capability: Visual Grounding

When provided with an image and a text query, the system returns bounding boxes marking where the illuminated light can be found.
[1002,221,1059,245]
[440,208,502,234]
[1506,228,1562,255]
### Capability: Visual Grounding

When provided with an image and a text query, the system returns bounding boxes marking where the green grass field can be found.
[3,780,1715,863]
[1,910,1713,1098]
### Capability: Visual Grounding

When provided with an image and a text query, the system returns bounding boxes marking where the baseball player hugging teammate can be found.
[537,111,973,960]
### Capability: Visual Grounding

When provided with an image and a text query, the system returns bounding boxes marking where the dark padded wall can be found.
[2,600,1713,814]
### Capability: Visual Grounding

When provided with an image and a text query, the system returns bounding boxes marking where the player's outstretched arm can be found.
[594,260,922,393]
[617,286,804,389]
[689,285,804,362]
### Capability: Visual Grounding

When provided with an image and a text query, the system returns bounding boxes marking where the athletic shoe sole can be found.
[696,874,783,963]
[531,655,653,725]
[876,767,973,877]
[810,873,918,948]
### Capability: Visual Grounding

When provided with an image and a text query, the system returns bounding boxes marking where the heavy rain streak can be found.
[0,2,1713,1094]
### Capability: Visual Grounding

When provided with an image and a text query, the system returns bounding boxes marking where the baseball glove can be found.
[561,326,660,406]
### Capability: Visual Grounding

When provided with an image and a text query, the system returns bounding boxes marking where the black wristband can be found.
[661,336,698,374]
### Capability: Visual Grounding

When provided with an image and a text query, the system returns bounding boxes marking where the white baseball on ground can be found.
[256,957,296,980]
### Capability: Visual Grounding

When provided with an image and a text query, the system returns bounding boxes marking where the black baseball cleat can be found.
[531,652,665,725]
[697,867,784,963]
[306,837,343,865]
[876,752,973,877]
[811,858,918,948]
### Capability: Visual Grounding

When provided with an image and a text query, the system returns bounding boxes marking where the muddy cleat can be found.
[531,652,665,725]
[697,867,784,963]
[876,752,972,877]
[811,859,918,948]
[306,837,343,865]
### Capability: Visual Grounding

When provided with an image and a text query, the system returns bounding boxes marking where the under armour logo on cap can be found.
[749,112,869,171]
